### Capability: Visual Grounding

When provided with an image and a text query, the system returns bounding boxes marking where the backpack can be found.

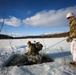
[32,42,43,52]
[35,42,43,51]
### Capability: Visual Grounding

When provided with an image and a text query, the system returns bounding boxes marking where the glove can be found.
[66,37,72,42]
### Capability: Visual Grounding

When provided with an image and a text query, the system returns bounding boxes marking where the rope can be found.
[43,38,66,50]
[0,0,5,33]
[0,18,5,32]
[5,28,15,53]
[41,35,46,50]
[60,47,67,65]
[0,0,15,53]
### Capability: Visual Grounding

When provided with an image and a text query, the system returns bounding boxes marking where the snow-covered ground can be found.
[0,37,76,75]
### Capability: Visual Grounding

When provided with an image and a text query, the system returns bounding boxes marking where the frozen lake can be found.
[0,37,75,75]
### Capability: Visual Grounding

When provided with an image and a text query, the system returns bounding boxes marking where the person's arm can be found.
[70,19,76,38]
[28,46,32,55]
[66,31,72,42]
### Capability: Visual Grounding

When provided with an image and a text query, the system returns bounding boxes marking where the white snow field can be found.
[0,37,76,75]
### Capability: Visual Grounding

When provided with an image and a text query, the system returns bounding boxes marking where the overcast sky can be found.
[0,0,76,36]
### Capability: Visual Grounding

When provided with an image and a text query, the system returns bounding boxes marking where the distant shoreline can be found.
[0,32,69,39]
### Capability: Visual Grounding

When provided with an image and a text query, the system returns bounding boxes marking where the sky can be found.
[0,0,76,36]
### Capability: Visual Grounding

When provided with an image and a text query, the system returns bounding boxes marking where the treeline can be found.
[14,32,69,39]
[42,32,69,38]
[0,34,13,39]
[0,32,69,39]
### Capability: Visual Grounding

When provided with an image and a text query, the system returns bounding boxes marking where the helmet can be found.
[66,12,74,19]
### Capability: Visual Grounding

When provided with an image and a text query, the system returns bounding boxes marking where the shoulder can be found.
[70,18,76,26]
[31,43,35,46]
[72,18,76,23]
[31,44,35,48]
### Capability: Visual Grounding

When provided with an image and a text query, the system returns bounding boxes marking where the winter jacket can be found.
[28,43,40,56]
[67,18,76,42]
[28,44,36,55]
[69,18,76,38]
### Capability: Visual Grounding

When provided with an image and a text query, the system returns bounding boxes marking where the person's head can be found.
[66,12,74,21]
[27,41,31,47]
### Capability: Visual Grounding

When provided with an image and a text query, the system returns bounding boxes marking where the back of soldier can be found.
[31,43,39,55]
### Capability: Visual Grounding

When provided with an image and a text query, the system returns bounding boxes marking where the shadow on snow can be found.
[48,51,71,58]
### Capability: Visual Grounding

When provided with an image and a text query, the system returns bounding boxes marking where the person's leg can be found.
[70,38,76,65]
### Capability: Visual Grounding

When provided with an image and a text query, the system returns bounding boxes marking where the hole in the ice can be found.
[2,53,54,67]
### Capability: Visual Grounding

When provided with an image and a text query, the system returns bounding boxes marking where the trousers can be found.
[71,38,76,62]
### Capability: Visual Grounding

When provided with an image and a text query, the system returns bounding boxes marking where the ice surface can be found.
[0,37,76,75]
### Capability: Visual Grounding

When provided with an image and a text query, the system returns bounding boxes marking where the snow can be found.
[0,37,76,75]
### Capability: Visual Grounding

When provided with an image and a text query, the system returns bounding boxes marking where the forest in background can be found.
[0,32,69,39]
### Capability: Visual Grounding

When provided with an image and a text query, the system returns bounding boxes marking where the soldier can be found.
[66,12,76,66]
[27,41,42,63]
[27,41,36,55]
